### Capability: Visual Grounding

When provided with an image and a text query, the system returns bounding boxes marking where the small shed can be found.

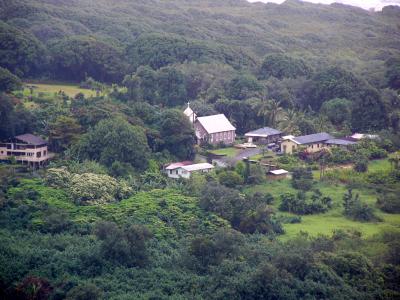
[267,169,289,180]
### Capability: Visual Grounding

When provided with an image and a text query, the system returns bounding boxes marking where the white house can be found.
[165,162,214,179]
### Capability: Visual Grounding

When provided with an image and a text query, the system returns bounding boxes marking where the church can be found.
[184,104,236,145]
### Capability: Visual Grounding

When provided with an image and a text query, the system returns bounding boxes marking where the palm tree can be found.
[279,109,301,136]
[257,99,284,128]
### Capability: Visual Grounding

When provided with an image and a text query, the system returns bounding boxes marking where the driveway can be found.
[214,147,265,167]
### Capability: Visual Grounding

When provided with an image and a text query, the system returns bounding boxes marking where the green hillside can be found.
[1,0,400,299]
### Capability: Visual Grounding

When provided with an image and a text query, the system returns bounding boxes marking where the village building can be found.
[245,127,282,144]
[350,133,379,141]
[194,114,236,145]
[0,134,50,167]
[267,169,289,180]
[281,132,334,154]
[165,162,214,179]
[183,103,197,123]
[325,138,357,148]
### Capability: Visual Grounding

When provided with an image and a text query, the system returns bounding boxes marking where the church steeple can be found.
[183,102,197,123]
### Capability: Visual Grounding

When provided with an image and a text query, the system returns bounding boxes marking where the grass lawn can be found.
[245,177,400,240]
[368,158,391,172]
[23,83,98,97]
[210,147,239,158]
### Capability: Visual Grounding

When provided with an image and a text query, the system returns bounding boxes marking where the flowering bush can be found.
[45,168,133,205]
[45,167,71,188]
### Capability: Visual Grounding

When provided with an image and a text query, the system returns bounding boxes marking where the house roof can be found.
[196,114,236,134]
[181,163,214,172]
[165,161,193,170]
[292,132,334,145]
[350,133,379,140]
[325,139,357,146]
[282,135,295,140]
[269,169,289,175]
[14,134,47,145]
[245,127,282,137]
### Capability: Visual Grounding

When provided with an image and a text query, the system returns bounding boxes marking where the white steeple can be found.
[183,102,197,123]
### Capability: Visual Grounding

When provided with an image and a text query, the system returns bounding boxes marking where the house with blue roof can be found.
[244,127,283,144]
[281,132,357,154]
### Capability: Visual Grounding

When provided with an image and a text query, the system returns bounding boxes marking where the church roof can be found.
[196,114,236,134]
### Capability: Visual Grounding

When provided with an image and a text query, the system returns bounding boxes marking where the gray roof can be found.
[15,134,47,145]
[293,132,334,145]
[196,114,236,134]
[325,139,357,146]
[245,127,282,137]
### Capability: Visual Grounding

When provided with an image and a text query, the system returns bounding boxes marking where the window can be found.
[44,150,47,156]
[169,170,172,174]
[176,170,178,175]
[37,152,41,158]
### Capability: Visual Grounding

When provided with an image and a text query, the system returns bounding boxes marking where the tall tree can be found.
[48,116,82,153]
[157,109,195,160]
[0,67,21,92]
[157,67,187,107]
[258,99,284,128]
[73,117,150,170]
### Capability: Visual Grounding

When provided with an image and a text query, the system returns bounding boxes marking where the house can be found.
[165,162,214,179]
[267,169,289,180]
[0,134,50,167]
[281,132,334,154]
[164,161,193,178]
[245,127,282,144]
[325,138,357,148]
[183,103,197,123]
[350,133,379,141]
[194,114,236,145]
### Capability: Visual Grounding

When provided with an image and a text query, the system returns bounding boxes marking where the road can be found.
[214,147,265,167]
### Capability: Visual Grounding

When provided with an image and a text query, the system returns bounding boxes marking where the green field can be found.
[210,147,239,157]
[245,158,400,240]
[23,82,98,97]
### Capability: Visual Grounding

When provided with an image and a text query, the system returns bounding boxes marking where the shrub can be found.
[377,193,400,213]
[354,157,368,173]
[238,205,284,234]
[356,140,388,160]
[292,167,313,190]
[251,192,274,205]
[45,167,71,188]
[70,173,121,204]
[218,170,244,188]
[343,189,379,222]
[279,190,332,215]
[41,208,72,234]
[45,168,133,205]
[247,164,265,184]
[94,221,152,267]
